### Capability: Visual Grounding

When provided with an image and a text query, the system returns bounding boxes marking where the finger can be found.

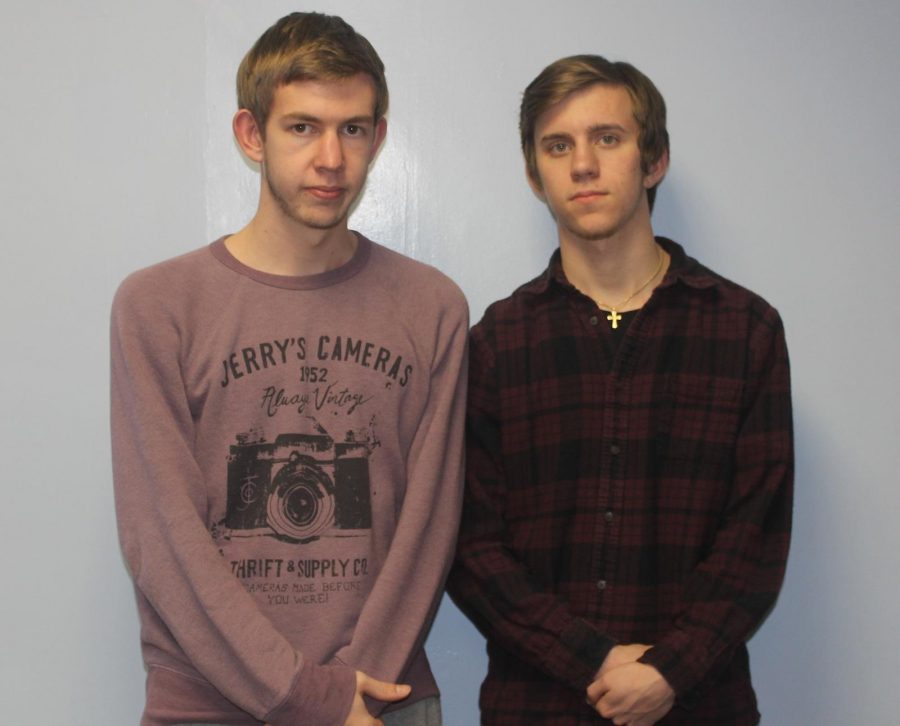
[360,675,411,702]
[586,677,609,703]
[595,694,625,721]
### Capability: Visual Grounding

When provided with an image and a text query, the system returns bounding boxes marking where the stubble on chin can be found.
[266,173,348,231]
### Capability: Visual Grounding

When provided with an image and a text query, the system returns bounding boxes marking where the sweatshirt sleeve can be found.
[446,321,615,691]
[328,291,468,701]
[110,278,356,725]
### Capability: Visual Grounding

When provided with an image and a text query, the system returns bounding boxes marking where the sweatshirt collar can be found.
[209,232,372,291]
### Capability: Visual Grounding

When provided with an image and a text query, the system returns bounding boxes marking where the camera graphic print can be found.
[225,426,373,543]
[214,332,414,547]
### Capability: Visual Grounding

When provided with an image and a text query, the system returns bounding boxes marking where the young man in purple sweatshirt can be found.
[111,12,467,726]
[448,55,792,724]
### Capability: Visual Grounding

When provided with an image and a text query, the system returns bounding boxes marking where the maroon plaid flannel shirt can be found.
[448,238,793,725]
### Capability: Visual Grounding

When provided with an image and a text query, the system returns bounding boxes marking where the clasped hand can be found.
[585,644,674,726]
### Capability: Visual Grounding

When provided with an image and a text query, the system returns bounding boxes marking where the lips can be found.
[570,190,608,202]
[306,186,346,201]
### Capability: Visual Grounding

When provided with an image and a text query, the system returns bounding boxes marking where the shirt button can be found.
[604,511,614,523]
[597,579,607,591]
[589,315,599,326]
[610,444,621,455]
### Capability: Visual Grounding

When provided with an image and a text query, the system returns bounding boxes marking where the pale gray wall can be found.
[3,1,899,724]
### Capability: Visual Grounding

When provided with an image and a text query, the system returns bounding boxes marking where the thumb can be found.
[359,674,411,703]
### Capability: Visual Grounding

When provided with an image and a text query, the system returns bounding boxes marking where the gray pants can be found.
[178,696,442,726]
[383,696,442,726]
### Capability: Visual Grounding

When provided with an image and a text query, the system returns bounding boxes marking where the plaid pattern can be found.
[448,238,793,724]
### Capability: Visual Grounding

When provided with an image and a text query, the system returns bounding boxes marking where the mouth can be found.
[570,190,608,202]
[306,186,346,201]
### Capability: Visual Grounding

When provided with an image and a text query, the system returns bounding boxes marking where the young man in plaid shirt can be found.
[448,55,793,725]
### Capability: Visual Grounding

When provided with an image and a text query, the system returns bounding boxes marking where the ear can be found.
[233,109,265,164]
[643,148,669,189]
[526,162,546,202]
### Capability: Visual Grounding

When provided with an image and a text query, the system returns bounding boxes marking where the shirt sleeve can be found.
[110,279,356,725]
[639,304,794,696]
[447,320,616,692]
[328,293,469,707]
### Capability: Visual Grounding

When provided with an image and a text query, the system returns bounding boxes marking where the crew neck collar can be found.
[209,232,372,290]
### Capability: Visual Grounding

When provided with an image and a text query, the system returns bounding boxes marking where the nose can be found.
[315,130,345,172]
[570,144,599,181]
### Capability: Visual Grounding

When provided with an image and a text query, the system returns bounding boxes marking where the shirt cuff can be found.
[553,617,616,689]
[638,631,706,697]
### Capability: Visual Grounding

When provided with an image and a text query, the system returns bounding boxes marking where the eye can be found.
[344,124,366,137]
[598,134,618,146]
[291,123,310,134]
[548,141,570,155]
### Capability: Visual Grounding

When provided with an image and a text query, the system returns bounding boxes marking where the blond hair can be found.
[237,12,388,133]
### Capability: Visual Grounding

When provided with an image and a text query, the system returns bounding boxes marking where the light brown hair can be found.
[237,12,388,134]
[520,55,669,210]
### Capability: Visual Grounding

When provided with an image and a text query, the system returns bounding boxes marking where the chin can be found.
[565,223,618,243]
[287,207,349,231]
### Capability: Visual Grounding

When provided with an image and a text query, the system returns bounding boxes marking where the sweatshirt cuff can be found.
[265,660,356,726]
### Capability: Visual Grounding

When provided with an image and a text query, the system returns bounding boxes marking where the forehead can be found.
[535,83,637,137]
[269,73,377,119]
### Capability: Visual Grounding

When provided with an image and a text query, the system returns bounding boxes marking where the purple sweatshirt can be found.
[111,235,468,725]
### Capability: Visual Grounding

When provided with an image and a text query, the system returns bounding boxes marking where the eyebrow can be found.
[538,131,573,146]
[587,123,628,134]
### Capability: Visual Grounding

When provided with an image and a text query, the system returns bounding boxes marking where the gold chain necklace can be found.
[594,246,664,329]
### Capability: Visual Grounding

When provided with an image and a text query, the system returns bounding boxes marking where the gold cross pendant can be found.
[607,310,622,329]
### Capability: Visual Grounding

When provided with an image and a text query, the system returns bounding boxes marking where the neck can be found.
[560,230,667,311]
[225,208,357,277]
